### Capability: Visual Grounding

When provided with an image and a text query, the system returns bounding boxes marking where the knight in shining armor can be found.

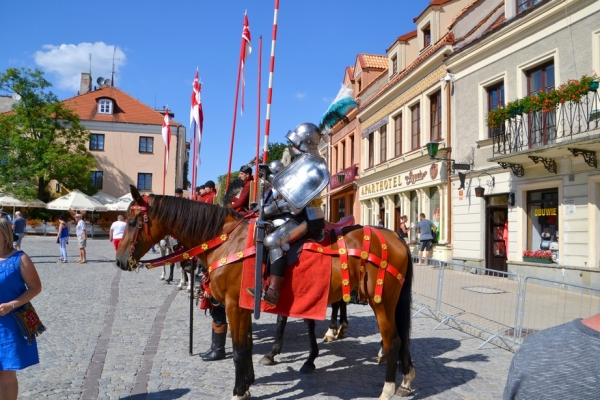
[247,122,331,306]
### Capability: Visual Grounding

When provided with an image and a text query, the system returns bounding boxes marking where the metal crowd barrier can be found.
[409,257,600,350]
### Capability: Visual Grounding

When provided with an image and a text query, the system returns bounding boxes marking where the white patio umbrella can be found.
[91,192,118,205]
[46,189,108,211]
[0,194,47,219]
[106,193,133,211]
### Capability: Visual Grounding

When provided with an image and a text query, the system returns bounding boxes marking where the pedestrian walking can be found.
[398,215,408,241]
[74,214,87,264]
[56,215,69,263]
[0,206,11,223]
[0,218,43,400]
[109,215,127,252]
[11,212,26,251]
[503,313,600,399]
[416,212,436,265]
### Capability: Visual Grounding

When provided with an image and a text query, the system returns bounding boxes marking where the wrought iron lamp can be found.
[474,172,495,198]
[336,172,346,185]
[425,141,471,173]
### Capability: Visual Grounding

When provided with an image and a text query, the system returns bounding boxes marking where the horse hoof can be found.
[396,386,414,397]
[323,327,336,342]
[323,335,335,343]
[230,391,250,400]
[299,362,315,374]
[259,356,275,366]
[379,382,395,400]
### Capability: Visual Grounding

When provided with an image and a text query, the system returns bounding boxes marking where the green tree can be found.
[216,171,239,205]
[267,141,289,163]
[0,68,97,200]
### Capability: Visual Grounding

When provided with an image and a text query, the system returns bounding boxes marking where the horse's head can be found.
[115,185,164,271]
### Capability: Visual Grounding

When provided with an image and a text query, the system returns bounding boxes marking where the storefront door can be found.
[486,206,508,272]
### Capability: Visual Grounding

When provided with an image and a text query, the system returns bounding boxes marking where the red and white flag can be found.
[161,108,171,195]
[189,70,204,198]
[241,12,252,114]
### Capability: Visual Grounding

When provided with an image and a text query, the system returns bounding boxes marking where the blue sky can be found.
[1,0,429,188]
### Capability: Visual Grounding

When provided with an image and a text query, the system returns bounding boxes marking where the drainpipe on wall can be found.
[446,79,452,245]
[174,125,180,190]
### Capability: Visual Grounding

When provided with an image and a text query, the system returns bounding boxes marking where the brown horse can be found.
[116,186,415,400]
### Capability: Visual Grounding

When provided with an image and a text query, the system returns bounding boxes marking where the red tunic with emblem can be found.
[230,177,253,213]
[202,189,216,205]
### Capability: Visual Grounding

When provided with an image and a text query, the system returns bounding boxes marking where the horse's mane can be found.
[222,178,245,206]
[148,195,242,243]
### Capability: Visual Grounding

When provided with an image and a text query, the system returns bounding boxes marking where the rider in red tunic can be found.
[202,180,217,205]
[230,165,253,214]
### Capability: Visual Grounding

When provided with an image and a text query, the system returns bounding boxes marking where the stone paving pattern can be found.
[16,236,514,399]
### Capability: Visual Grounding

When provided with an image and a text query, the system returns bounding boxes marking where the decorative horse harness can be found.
[128,198,405,304]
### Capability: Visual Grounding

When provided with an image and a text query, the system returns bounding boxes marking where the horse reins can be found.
[128,195,155,269]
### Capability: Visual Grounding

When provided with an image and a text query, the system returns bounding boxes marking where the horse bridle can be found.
[127,195,155,270]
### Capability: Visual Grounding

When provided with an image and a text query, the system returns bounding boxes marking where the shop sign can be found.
[361,116,388,138]
[361,176,403,195]
[405,169,428,185]
[534,207,557,217]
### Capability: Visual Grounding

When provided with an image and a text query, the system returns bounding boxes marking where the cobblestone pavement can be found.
[16,236,514,399]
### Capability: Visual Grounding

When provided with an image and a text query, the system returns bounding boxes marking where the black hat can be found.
[239,165,252,174]
[175,188,184,194]
[197,185,205,191]
[205,180,215,189]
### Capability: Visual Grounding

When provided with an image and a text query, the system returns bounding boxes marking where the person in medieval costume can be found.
[247,85,357,307]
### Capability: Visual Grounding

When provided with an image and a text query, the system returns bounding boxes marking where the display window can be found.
[430,186,440,241]
[409,190,419,242]
[527,188,559,260]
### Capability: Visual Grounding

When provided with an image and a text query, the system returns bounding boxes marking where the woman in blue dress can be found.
[0,217,42,400]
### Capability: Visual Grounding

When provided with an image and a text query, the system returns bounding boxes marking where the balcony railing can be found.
[492,90,600,156]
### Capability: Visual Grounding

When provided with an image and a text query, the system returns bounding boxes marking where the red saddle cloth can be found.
[239,224,332,320]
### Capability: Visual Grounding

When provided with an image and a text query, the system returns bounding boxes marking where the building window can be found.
[394,114,402,157]
[350,135,355,166]
[90,171,103,189]
[90,134,105,151]
[487,83,505,138]
[411,103,421,150]
[423,25,431,48]
[430,186,440,240]
[139,137,154,154]
[332,145,338,172]
[517,0,543,14]
[137,173,152,191]
[430,91,442,141]
[409,191,419,242]
[342,140,346,170]
[380,124,387,163]
[526,188,559,259]
[527,62,556,147]
[98,99,112,114]
[391,56,397,75]
[357,78,362,93]
[368,133,374,168]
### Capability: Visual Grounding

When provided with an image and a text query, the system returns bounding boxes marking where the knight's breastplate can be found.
[272,153,330,210]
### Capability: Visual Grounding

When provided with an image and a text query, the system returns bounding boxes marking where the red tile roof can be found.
[62,87,182,126]
[386,30,417,53]
[483,13,506,34]
[360,54,388,70]
[453,1,504,45]
[414,0,456,22]
[447,0,482,29]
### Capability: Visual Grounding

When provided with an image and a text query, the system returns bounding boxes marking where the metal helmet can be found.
[268,160,284,176]
[286,123,321,156]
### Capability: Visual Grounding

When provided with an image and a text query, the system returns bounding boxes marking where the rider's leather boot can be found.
[199,324,216,357]
[263,275,285,307]
[202,323,227,362]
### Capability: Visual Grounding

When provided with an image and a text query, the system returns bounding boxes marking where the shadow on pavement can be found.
[120,388,191,400]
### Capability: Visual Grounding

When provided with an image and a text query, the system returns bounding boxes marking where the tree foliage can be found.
[0,68,97,200]
[266,141,289,163]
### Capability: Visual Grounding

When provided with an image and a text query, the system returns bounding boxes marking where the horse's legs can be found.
[165,264,174,283]
[260,315,288,365]
[227,306,252,399]
[335,301,349,340]
[372,302,401,400]
[160,265,166,280]
[299,319,318,374]
[323,302,339,342]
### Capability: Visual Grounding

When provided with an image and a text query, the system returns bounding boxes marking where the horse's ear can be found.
[130,184,143,204]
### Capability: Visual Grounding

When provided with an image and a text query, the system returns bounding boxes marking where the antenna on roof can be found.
[97,77,105,86]
[110,46,116,87]
[89,54,92,77]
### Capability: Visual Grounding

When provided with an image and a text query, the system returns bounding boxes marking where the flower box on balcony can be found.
[522,257,553,264]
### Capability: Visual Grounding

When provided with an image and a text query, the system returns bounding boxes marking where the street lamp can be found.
[425,141,471,173]
[336,172,346,185]
[474,172,495,198]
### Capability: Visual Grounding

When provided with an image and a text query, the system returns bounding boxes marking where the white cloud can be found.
[34,42,126,91]
[295,92,307,99]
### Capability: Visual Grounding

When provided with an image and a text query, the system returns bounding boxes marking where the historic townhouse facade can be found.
[447,0,600,286]
[356,0,474,260]
[60,74,187,198]
[324,55,387,223]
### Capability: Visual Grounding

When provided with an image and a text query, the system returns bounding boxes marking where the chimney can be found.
[80,73,92,95]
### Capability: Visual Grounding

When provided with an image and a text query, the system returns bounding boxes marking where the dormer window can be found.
[391,56,397,75]
[98,99,113,114]
[423,25,431,48]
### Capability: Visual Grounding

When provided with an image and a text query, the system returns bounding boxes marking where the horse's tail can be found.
[395,240,413,375]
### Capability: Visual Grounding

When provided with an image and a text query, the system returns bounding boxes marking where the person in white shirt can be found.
[109,215,127,252]
[74,214,87,264]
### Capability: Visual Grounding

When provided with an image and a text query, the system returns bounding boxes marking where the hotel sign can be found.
[360,165,438,196]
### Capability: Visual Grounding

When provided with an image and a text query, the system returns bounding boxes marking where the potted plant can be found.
[48,220,60,229]
[26,218,42,228]
[522,250,554,264]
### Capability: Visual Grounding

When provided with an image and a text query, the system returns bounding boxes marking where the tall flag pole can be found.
[226,12,252,190]
[161,108,171,195]
[190,70,204,199]
[253,36,262,202]
[262,0,280,163]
